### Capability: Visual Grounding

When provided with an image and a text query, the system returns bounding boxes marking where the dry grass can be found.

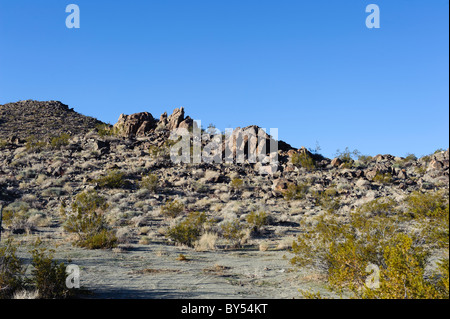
[194,232,218,251]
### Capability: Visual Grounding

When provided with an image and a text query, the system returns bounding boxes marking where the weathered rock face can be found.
[223,125,292,163]
[114,112,157,138]
[167,107,185,131]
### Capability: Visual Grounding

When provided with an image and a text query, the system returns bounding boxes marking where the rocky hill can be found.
[0,100,102,142]
[0,100,448,299]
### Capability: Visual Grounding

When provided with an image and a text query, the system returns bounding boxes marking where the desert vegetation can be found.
[0,100,448,299]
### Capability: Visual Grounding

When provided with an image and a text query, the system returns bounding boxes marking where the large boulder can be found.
[167,107,185,131]
[114,112,157,138]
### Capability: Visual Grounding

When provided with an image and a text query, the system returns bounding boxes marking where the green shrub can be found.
[372,172,393,184]
[166,212,210,247]
[0,239,24,299]
[78,229,118,250]
[30,241,70,299]
[96,123,118,137]
[0,139,8,150]
[50,133,70,149]
[404,153,418,162]
[230,178,244,191]
[246,211,270,234]
[405,190,449,249]
[312,186,340,213]
[357,155,373,165]
[291,191,449,299]
[160,199,185,218]
[64,190,117,249]
[140,173,158,192]
[94,170,126,189]
[220,218,245,248]
[283,182,309,201]
[291,152,316,171]
[335,147,360,167]
[25,135,47,152]
[355,197,398,217]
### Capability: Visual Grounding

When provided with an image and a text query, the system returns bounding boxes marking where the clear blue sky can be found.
[0,0,448,158]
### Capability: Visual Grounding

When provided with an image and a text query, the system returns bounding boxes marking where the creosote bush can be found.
[335,147,361,168]
[1,239,73,299]
[25,135,47,152]
[140,173,158,192]
[292,190,449,299]
[312,186,340,213]
[372,172,393,184]
[94,170,126,189]
[246,211,270,234]
[30,240,70,299]
[64,190,117,249]
[96,123,119,137]
[220,218,245,248]
[166,212,213,247]
[0,239,24,298]
[283,182,309,201]
[230,178,244,191]
[50,133,70,150]
[291,152,316,171]
[160,199,185,218]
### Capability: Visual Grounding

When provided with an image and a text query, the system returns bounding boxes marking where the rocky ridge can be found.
[0,100,448,298]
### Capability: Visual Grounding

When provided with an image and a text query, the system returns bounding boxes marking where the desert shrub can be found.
[230,178,244,191]
[0,139,8,150]
[140,173,158,192]
[96,123,118,137]
[25,135,47,152]
[64,190,117,249]
[404,153,418,162]
[335,147,360,167]
[357,154,373,165]
[1,202,35,234]
[193,182,209,194]
[80,229,118,249]
[50,133,70,149]
[372,172,393,184]
[195,232,218,251]
[291,191,449,299]
[30,241,70,299]
[0,239,25,299]
[149,142,171,160]
[405,190,449,250]
[166,212,211,247]
[94,170,126,189]
[246,211,270,234]
[312,186,340,213]
[160,199,185,218]
[220,218,245,248]
[291,152,316,171]
[356,197,398,217]
[283,182,309,201]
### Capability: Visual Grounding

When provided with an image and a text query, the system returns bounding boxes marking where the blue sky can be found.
[0,0,448,158]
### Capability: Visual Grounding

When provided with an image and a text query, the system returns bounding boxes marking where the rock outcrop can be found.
[114,112,157,138]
